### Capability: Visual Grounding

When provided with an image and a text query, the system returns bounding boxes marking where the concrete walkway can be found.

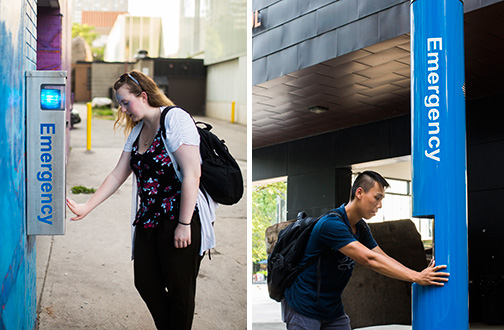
[36,103,247,329]
[251,284,284,330]
[251,283,503,330]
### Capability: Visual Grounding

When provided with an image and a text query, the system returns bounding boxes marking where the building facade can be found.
[81,11,126,33]
[179,0,247,124]
[73,0,128,24]
[0,0,72,328]
[104,15,163,62]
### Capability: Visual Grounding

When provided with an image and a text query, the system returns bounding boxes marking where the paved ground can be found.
[35,103,504,329]
[251,283,284,330]
[36,103,247,329]
[250,283,504,330]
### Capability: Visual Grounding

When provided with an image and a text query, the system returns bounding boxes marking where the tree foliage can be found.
[72,23,104,61]
[252,181,287,263]
[72,23,99,45]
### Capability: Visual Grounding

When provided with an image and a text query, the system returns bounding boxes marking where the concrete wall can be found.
[133,60,155,79]
[0,0,37,328]
[206,55,247,125]
[252,115,411,219]
[466,93,504,323]
[150,58,207,117]
[91,62,134,99]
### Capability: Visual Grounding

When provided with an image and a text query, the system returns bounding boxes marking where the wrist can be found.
[412,271,421,284]
[178,221,191,226]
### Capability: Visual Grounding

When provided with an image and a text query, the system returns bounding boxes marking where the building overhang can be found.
[38,0,61,9]
[252,0,504,149]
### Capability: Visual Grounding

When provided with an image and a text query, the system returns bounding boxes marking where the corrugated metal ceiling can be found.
[252,3,504,149]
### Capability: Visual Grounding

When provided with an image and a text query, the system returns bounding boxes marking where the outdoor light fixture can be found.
[40,85,65,110]
[308,105,328,114]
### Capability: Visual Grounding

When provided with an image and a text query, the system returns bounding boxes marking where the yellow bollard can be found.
[231,101,236,124]
[86,102,92,151]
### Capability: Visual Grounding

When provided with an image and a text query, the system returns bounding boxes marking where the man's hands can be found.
[415,259,450,286]
[340,243,450,286]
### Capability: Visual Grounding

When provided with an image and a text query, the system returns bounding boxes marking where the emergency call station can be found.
[410,0,468,328]
[26,71,67,235]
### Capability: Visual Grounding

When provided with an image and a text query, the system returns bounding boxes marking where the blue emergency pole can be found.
[410,0,468,329]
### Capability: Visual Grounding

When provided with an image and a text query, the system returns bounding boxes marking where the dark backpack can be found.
[160,106,244,205]
[267,209,343,302]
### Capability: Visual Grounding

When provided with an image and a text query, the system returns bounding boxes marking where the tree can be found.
[252,181,287,263]
[72,23,103,61]
[72,23,99,45]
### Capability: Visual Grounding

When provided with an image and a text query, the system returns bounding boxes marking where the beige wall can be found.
[91,62,134,99]
[205,55,246,125]
[133,60,155,78]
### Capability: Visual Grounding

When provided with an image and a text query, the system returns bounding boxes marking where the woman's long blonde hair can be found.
[113,70,175,135]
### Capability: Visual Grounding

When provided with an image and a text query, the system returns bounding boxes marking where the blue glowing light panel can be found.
[40,85,65,110]
[410,0,468,329]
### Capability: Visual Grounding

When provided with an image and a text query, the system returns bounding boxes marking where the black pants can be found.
[133,212,203,330]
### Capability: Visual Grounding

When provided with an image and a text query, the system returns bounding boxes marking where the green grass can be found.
[71,185,96,194]
[92,106,115,120]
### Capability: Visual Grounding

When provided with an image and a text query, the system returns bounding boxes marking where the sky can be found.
[128,0,180,55]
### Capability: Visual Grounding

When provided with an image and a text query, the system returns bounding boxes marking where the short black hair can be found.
[350,171,390,201]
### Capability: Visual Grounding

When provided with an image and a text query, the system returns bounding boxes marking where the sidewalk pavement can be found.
[250,282,501,330]
[36,103,247,329]
[251,284,285,330]
[249,283,412,330]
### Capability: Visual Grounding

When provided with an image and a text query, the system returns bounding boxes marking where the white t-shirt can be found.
[123,107,199,153]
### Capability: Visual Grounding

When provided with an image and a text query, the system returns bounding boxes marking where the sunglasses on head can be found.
[120,73,140,86]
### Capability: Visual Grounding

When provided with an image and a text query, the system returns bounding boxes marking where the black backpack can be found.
[267,209,342,302]
[160,106,243,205]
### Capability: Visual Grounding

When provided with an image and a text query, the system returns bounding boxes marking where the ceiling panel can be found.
[253,2,504,149]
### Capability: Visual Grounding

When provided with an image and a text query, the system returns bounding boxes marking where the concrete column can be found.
[287,167,351,219]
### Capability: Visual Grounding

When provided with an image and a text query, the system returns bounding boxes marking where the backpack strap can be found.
[295,210,342,273]
[159,105,182,181]
[314,209,344,301]
[160,106,214,205]
[286,209,342,302]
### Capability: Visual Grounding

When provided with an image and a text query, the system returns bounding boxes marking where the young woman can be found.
[66,70,215,329]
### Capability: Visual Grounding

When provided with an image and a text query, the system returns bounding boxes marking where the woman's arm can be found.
[66,151,133,221]
[171,144,201,248]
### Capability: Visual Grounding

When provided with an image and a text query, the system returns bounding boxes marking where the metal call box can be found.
[26,71,67,235]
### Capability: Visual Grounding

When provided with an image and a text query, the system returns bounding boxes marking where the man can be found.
[282,171,449,330]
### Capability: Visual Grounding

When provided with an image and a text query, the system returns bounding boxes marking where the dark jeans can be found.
[282,299,351,330]
[133,212,203,330]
